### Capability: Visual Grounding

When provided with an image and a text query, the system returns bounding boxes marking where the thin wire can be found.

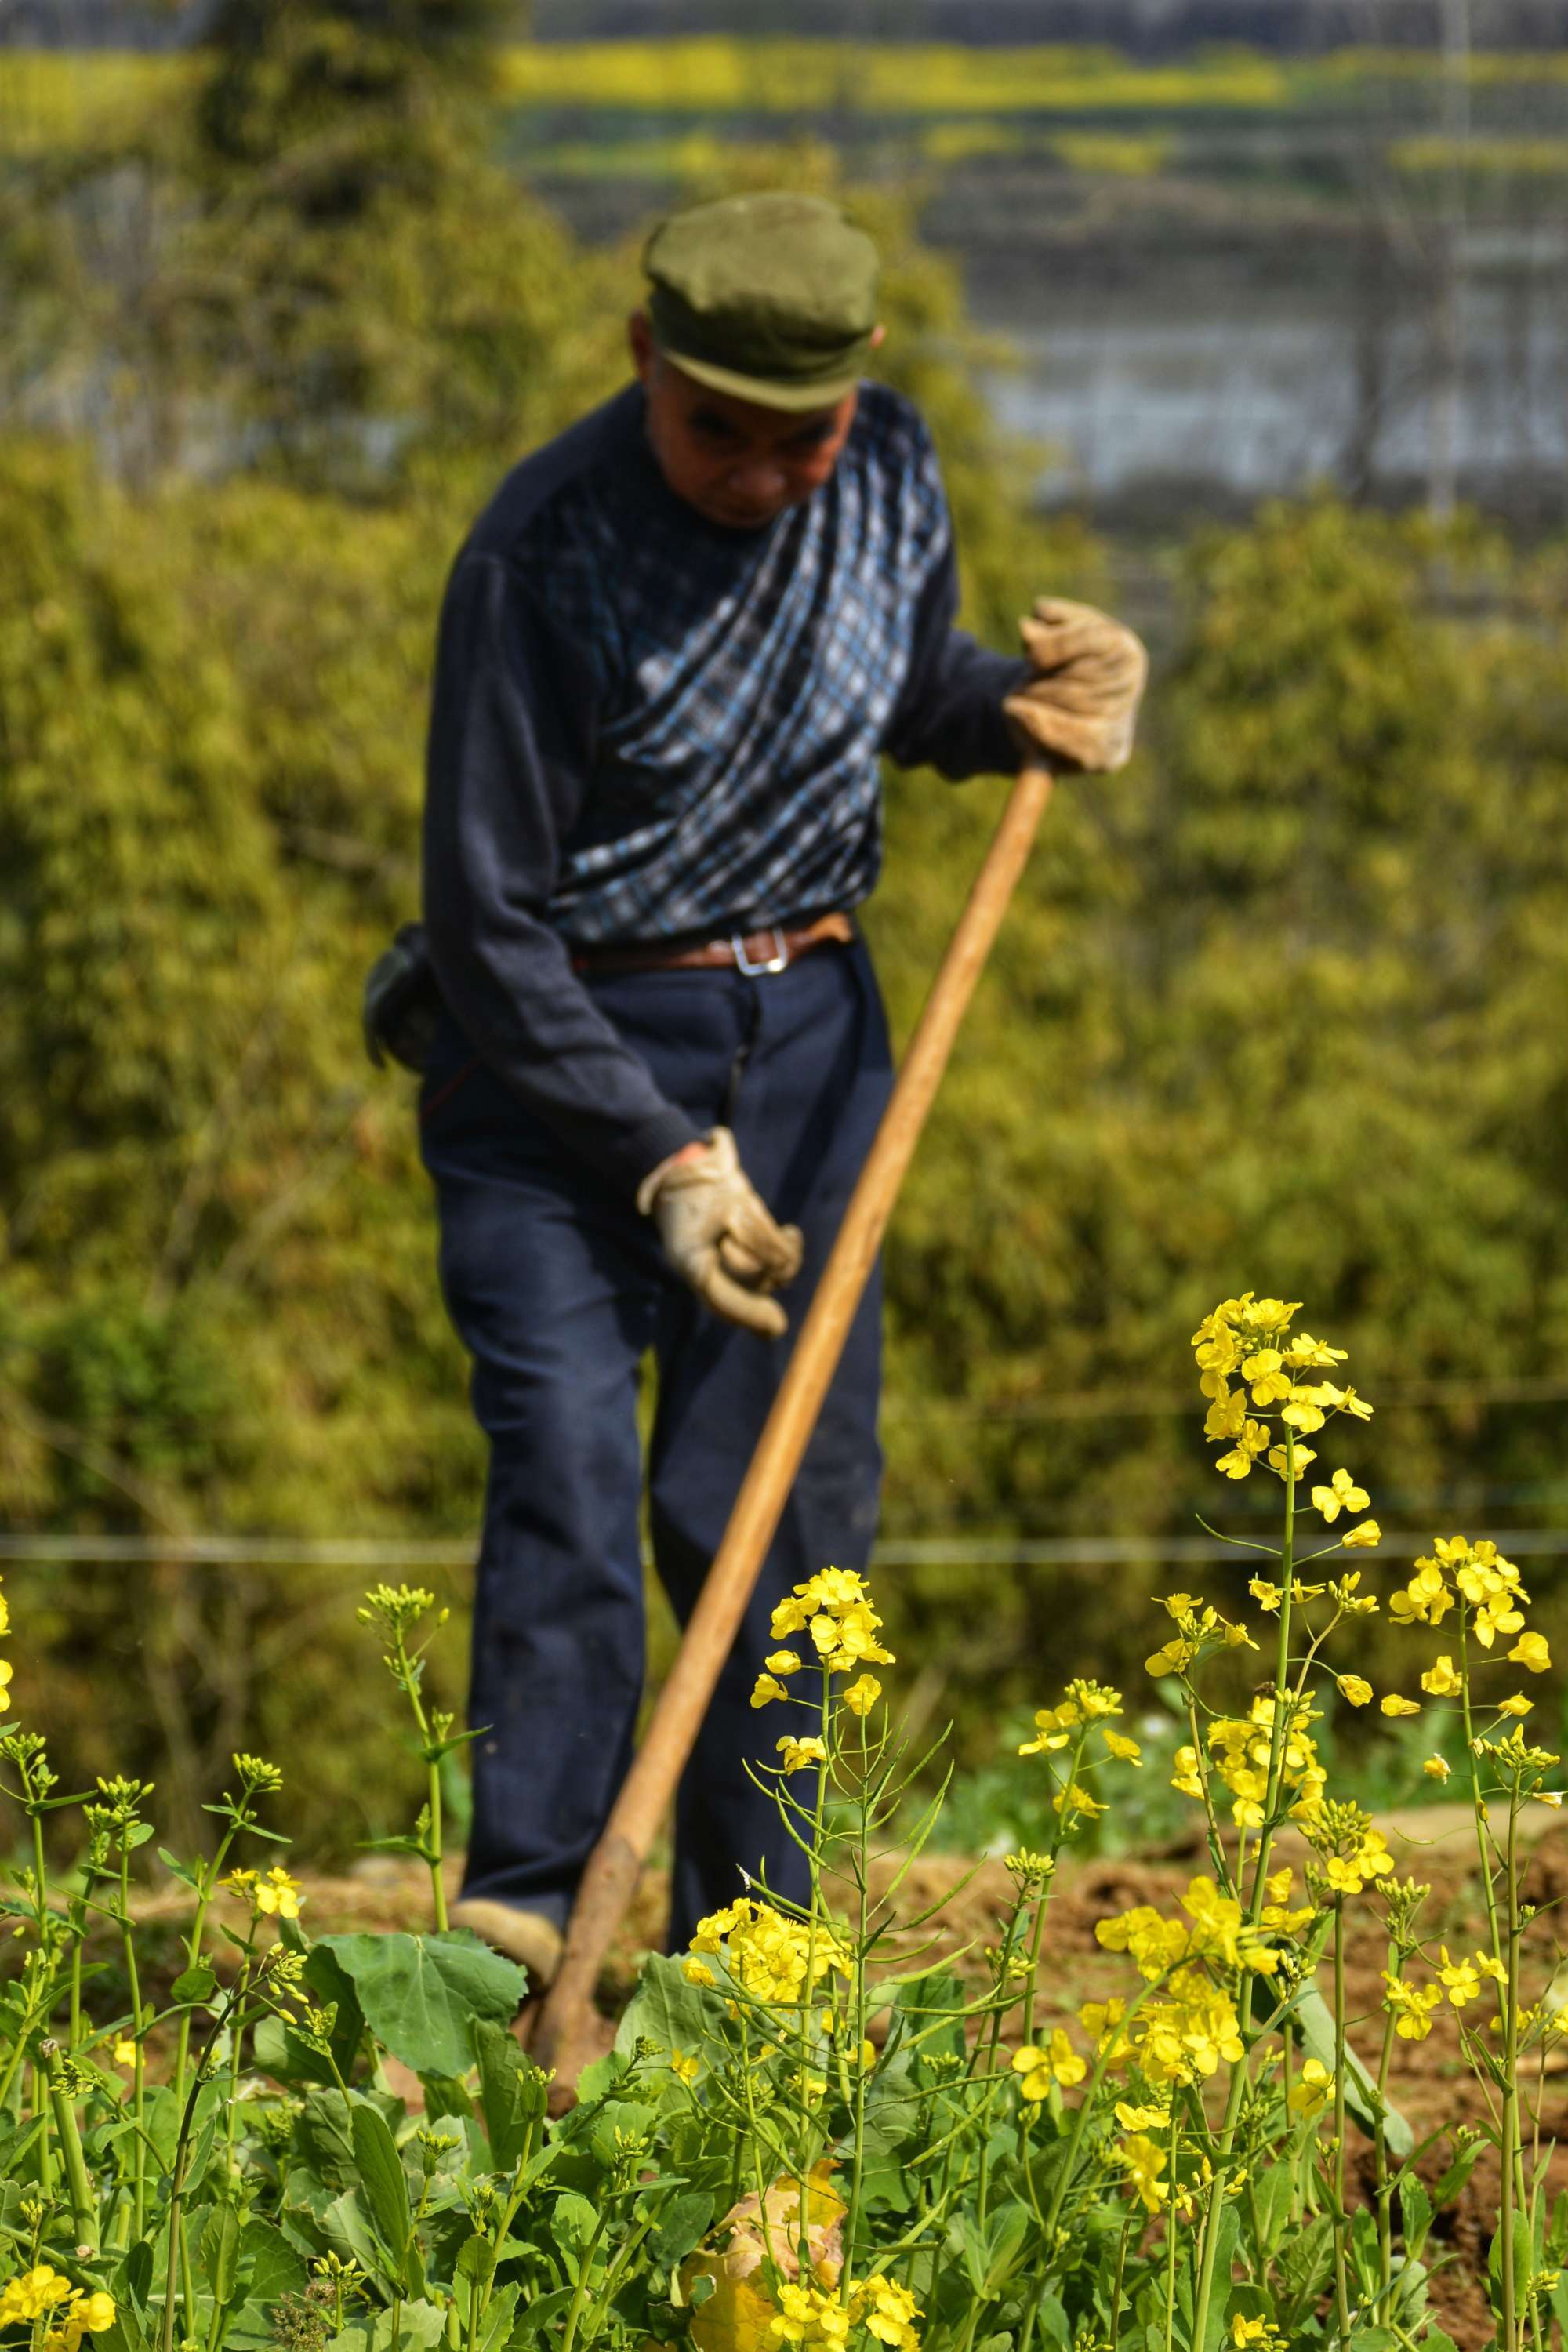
[4,1529,1568,1570]
[880,1375,1568,1424]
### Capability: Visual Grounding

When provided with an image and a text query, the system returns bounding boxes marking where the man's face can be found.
[630,314,859,531]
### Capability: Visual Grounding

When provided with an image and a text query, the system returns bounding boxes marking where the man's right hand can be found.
[637,1128,804,1338]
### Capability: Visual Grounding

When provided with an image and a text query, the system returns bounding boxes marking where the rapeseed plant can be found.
[0,1300,1562,2352]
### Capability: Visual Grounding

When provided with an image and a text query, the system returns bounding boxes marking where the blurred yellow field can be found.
[9,36,1567,158]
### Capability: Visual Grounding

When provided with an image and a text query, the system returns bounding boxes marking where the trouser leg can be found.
[647,939,891,1951]
[420,1029,662,1922]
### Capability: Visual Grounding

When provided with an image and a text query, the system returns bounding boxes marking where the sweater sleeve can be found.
[422,550,702,1190]
[883,535,1032,781]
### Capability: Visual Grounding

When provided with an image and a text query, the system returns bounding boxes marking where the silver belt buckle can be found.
[732,927,788,976]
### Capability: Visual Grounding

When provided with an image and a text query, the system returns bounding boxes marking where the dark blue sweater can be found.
[423,380,1027,1190]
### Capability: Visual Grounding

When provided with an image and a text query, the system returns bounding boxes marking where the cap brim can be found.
[658,345,862,413]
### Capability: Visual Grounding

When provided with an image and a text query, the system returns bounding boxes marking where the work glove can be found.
[637,1127,804,1338]
[1004,596,1149,775]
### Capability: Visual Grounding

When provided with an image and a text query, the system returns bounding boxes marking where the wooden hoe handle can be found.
[532,758,1055,2086]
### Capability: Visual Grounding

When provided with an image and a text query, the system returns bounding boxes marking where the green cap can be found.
[642,191,880,412]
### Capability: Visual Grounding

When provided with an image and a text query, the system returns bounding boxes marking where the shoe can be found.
[448,1898,564,1991]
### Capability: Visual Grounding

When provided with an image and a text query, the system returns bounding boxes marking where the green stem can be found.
[1458,1614,1513,2352]
[172,1822,239,2110]
[842,1747,872,2301]
[789,1664,833,2276]
[473,2129,541,2333]
[1163,2110,1180,2352]
[1192,1443,1299,2352]
[1501,1793,1522,2352]
[119,1847,147,2241]
[34,2068,53,2197]
[1372,1932,1399,2310]
[557,2208,612,2352]
[1330,1904,1352,2344]
[394,1632,448,1932]
[40,2042,96,2252]
[1040,1973,1165,2246]
[161,1993,241,2352]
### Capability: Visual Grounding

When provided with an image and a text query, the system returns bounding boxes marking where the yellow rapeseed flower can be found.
[1383,1975,1442,2040]
[775,1736,826,1773]
[750,1674,789,1709]
[255,1867,303,1920]
[670,2048,700,2084]
[1214,1421,1269,1479]
[1511,1632,1552,1674]
[683,1958,716,1988]
[1424,1755,1451,1781]
[1381,1694,1421,1717]
[764,1650,803,1676]
[1121,2132,1170,2211]
[1341,1520,1382,1548]
[1011,2031,1085,2099]
[1438,1948,1481,2007]
[840,1674,881,1717]
[1248,1578,1283,1611]
[1337,1675,1373,1707]
[1312,1468,1369,1523]
[1287,2057,1334,2118]
[1421,1657,1463,1697]
[1102,1728,1142,1763]
[1114,2100,1169,2131]
[0,2270,74,2325]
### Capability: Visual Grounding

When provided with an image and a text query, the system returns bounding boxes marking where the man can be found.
[416,191,1145,1983]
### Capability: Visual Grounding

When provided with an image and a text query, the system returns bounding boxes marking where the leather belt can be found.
[572,910,855,978]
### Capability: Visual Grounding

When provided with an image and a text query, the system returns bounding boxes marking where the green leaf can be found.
[1251,2158,1294,2262]
[476,2280,519,2352]
[1200,2206,1240,2352]
[318,1932,524,2078]
[1276,2212,1334,2330]
[223,2222,307,2349]
[303,1943,368,2080]
[613,1952,725,2066]
[894,1970,967,2075]
[350,2098,413,2271]
[325,2302,448,2352]
[552,2190,600,2251]
[982,2203,1031,2294]
[652,2191,713,2268]
[116,2241,154,2319]
[1398,2171,1434,2258]
[295,2089,358,2187]
[199,2201,241,2307]
[1289,1980,1414,2158]
[318,2187,394,2290]
[170,1963,218,2005]
[1030,2293,1071,2352]
[472,2016,546,2171]
[1345,2332,1398,2350]
[416,2073,474,2125]
[1430,2136,1484,2212]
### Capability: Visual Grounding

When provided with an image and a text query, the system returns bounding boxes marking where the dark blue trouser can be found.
[419,937,891,1953]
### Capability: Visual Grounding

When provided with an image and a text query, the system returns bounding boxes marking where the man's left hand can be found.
[1004,596,1149,775]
